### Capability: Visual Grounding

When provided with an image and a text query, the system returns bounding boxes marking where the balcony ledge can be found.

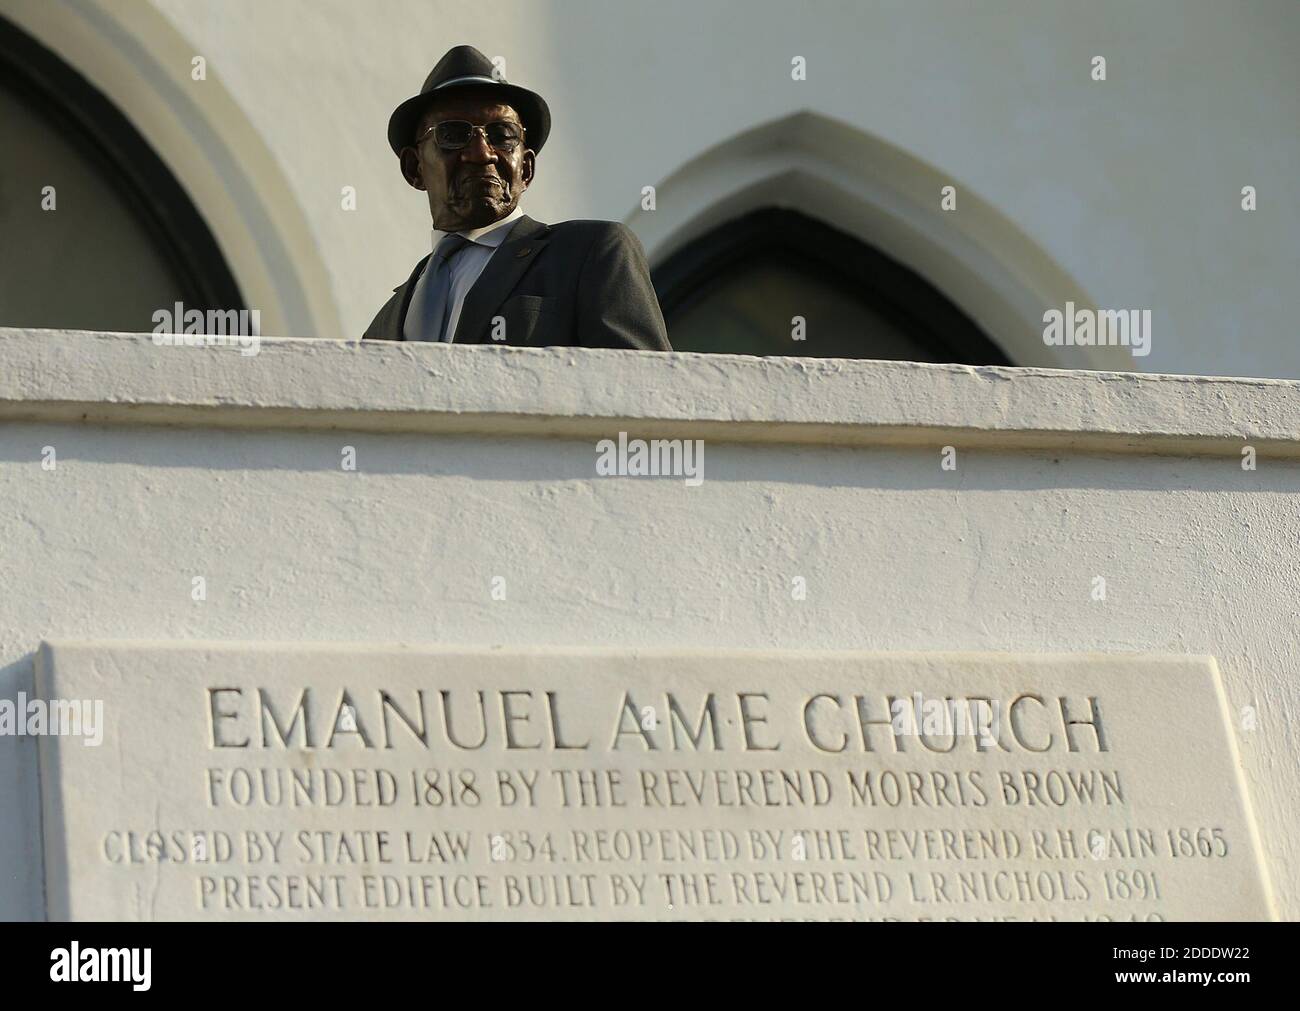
[1,327,1297,457]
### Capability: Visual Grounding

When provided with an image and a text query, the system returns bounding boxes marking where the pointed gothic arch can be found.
[631,110,1128,368]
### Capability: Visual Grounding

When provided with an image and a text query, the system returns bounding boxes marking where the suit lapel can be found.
[452,215,550,343]
[382,254,431,341]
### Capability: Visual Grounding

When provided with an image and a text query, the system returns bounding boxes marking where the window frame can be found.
[0,15,245,318]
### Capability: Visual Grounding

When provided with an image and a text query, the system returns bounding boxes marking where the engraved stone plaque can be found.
[36,642,1275,920]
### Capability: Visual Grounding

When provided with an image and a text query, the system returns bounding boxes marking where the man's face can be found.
[400,89,534,232]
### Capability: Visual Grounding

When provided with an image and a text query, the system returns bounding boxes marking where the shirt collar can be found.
[430,204,525,252]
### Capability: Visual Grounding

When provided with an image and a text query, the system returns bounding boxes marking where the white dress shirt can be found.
[403,204,525,342]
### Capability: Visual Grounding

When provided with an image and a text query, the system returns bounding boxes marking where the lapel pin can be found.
[515,246,532,258]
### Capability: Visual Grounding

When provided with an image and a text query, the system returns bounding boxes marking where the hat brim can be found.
[387,81,550,156]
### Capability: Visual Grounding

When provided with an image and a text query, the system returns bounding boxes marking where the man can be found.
[364,45,671,350]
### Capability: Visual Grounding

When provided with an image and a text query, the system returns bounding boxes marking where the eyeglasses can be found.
[415,120,526,152]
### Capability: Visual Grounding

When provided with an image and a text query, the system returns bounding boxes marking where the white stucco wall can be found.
[3,0,1297,375]
[1,328,1298,921]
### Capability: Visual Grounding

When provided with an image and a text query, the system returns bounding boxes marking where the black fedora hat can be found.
[387,45,551,156]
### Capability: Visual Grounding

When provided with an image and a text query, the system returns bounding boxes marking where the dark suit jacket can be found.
[363,215,672,350]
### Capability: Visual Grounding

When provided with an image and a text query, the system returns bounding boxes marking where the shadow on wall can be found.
[0,652,42,921]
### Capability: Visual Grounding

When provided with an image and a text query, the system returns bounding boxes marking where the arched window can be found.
[0,16,243,333]
[653,208,1009,364]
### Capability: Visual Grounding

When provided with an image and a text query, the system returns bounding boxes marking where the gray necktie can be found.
[421,233,472,342]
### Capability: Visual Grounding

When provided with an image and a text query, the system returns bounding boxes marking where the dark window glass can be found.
[654,208,1009,364]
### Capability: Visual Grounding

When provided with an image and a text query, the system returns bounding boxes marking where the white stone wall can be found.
[1,329,1298,920]
[3,0,1297,375]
